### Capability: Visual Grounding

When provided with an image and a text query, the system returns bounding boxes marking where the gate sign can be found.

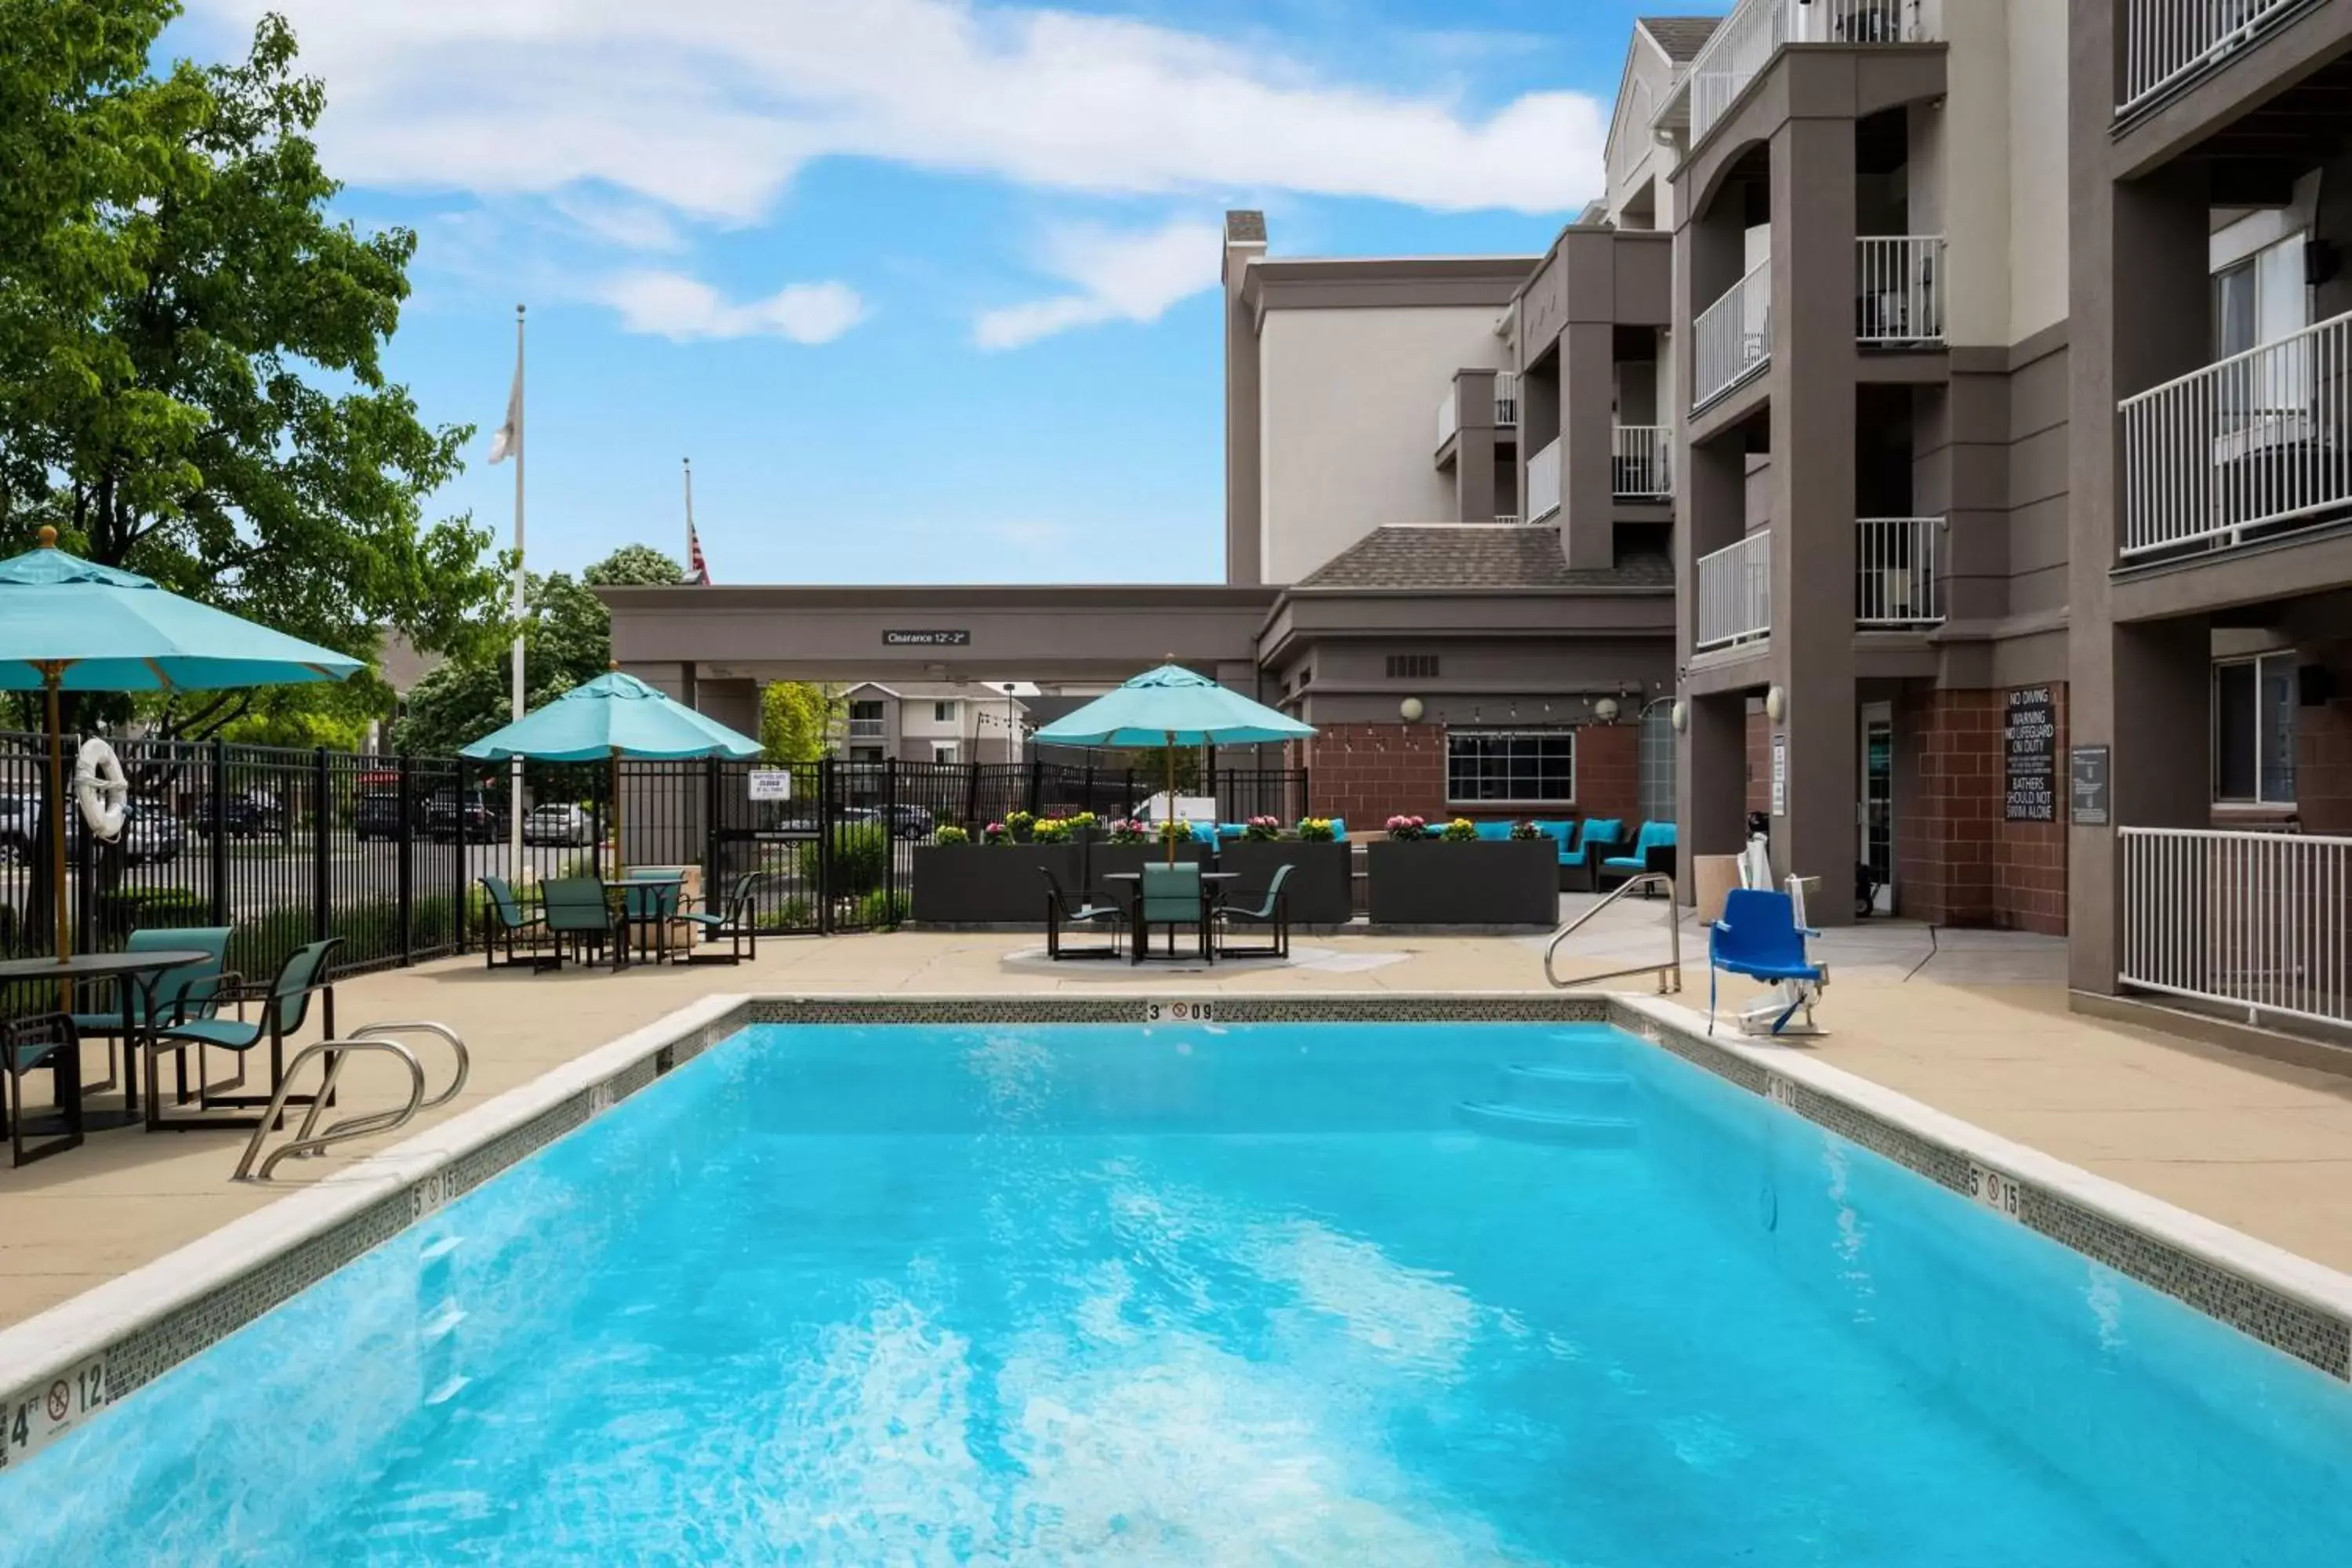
[2004,687,2056,822]
[747,769,793,801]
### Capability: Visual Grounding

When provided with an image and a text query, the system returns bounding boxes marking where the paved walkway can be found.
[4,906,2350,1332]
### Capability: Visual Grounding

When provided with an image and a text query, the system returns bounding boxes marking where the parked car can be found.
[196,789,285,839]
[523,802,596,846]
[847,804,936,839]
[0,793,34,862]
[426,789,504,844]
[0,799,181,865]
[352,793,414,840]
[118,800,183,865]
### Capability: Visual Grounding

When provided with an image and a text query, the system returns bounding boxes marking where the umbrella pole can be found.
[1164,730,1176,867]
[609,753,622,877]
[44,666,68,1004]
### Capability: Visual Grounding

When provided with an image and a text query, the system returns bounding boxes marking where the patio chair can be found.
[145,938,340,1131]
[1042,868,1124,960]
[1708,888,1826,1036]
[541,877,622,968]
[2,1013,83,1167]
[479,877,555,971]
[1600,821,1675,893]
[67,925,236,1094]
[1214,862,1292,959]
[1559,818,1622,891]
[1134,861,1209,964]
[620,877,681,962]
[681,872,763,966]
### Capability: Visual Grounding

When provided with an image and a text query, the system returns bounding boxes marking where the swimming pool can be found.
[2,1018,2349,1564]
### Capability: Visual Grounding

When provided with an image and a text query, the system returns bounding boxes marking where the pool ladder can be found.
[1543,873,1683,992]
[232,1022,471,1182]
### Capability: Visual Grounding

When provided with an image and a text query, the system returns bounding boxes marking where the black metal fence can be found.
[0,735,1308,985]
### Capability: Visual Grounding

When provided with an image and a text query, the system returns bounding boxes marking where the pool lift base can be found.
[1729,851,1828,1038]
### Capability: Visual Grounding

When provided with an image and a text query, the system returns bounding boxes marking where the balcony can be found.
[2122,826,2352,1030]
[1696,529,1772,651]
[846,719,886,741]
[2118,0,2307,117]
[1613,426,1674,499]
[1526,437,1563,521]
[1856,237,1944,345]
[1855,517,1944,627]
[2118,310,2352,560]
[1435,372,1521,452]
[1694,260,1772,410]
[1676,0,1936,145]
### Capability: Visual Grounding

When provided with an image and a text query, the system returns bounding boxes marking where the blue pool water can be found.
[4,1021,2350,1564]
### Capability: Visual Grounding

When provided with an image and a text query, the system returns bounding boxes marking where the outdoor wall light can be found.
[1766,684,1787,723]
[1399,696,1425,723]
[1593,696,1621,724]
[1671,699,1688,732]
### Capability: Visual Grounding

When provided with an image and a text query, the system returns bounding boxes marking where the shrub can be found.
[796,822,889,895]
[856,887,910,929]
[1243,815,1282,842]
[1385,815,1427,841]
[1005,810,1036,844]
[1510,820,1542,841]
[96,887,209,942]
[1106,818,1149,845]
[1295,817,1336,843]
[1441,818,1478,842]
[757,897,813,931]
[935,826,971,847]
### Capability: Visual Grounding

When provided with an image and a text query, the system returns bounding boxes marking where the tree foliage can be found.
[0,5,501,737]
[760,681,839,764]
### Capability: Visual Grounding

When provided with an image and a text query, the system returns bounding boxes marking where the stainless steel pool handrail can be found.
[1544,873,1682,992]
[232,1022,471,1182]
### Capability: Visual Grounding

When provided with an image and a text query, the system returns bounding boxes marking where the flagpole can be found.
[509,303,527,884]
[682,457,695,572]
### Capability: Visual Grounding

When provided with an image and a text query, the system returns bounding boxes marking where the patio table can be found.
[0,949,209,1128]
[1101,871,1236,964]
[603,876,686,967]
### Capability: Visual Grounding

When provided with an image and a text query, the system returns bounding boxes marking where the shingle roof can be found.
[1298,526,1675,591]
[1639,16,1721,63]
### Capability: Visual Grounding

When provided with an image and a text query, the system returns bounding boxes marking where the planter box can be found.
[1367,839,1558,927]
[1084,842,1209,909]
[909,844,1082,924]
[1218,840,1352,925]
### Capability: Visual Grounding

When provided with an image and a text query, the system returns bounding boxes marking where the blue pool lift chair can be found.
[1708,888,1828,1036]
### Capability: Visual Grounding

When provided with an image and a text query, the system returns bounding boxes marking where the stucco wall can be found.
[1258,306,1511,583]
[2005,0,2070,343]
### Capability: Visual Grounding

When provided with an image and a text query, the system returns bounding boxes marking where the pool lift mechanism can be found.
[1723,833,1830,1036]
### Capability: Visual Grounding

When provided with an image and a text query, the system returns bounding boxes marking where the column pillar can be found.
[1452,369,1499,523]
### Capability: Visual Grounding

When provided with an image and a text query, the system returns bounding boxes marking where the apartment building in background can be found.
[838,681,1030,765]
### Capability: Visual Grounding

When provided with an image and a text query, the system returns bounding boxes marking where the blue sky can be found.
[175,1,1725,586]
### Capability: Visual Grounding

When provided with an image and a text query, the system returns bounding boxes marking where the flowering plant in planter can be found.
[1032,816,1074,844]
[935,825,971,846]
[1243,815,1283,842]
[1004,810,1036,843]
[982,821,1009,844]
[1296,817,1337,842]
[1509,820,1542,841]
[1440,817,1479,842]
[1156,818,1195,846]
[1062,811,1098,833]
[1106,818,1149,844]
[1385,815,1428,841]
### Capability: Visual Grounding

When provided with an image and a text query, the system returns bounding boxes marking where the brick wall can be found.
[1896,685,2067,935]
[1305,721,1636,828]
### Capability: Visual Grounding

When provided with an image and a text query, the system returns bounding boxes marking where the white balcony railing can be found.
[1612,425,1673,499]
[2122,826,2352,1030]
[1856,236,1945,344]
[846,719,886,740]
[1696,530,1772,651]
[2119,0,2304,116]
[2118,309,2352,558]
[1694,259,1772,410]
[1855,517,1944,626]
[1436,372,1522,451]
[1688,0,1932,143]
[1526,437,1563,521]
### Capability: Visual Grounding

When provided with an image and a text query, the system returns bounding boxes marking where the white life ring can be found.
[74,737,129,841]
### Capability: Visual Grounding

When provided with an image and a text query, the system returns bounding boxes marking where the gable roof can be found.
[1637,16,1721,64]
[1297,525,1675,592]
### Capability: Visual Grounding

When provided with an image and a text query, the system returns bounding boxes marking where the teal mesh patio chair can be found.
[1213,862,1293,959]
[1041,867,1124,960]
[2,1014,84,1167]
[681,872,764,966]
[1134,862,1208,963]
[146,937,340,1131]
[541,877,622,968]
[479,877,554,971]
[67,925,234,1094]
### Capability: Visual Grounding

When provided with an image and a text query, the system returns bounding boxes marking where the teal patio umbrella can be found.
[460,668,760,874]
[1032,664,1313,863]
[0,527,365,964]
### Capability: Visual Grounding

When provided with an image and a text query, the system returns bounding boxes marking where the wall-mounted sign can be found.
[1769,734,1788,817]
[883,629,970,647]
[2004,687,2057,822]
[2071,746,2111,826]
[746,770,793,801]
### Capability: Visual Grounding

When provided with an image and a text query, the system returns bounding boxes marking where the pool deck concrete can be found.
[6,896,2352,1333]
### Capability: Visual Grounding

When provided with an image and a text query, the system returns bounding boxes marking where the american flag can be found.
[687,519,710,585]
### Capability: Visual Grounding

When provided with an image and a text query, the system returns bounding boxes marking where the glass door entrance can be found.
[1860,704,1894,914]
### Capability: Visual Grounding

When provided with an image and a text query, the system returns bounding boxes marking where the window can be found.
[847,699,885,739]
[1387,654,1440,681]
[1446,730,1575,804]
[931,742,959,764]
[2213,654,2296,804]
[933,700,959,724]
[849,746,884,764]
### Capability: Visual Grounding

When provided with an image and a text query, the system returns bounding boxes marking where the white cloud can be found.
[188,1,1604,221]
[548,191,688,253]
[600,272,867,342]
[976,218,1220,349]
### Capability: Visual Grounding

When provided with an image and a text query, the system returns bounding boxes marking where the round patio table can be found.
[0,949,211,1129]
[603,877,687,967]
[1100,871,1237,964]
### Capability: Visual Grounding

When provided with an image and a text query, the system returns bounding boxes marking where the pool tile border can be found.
[1,987,2348,1471]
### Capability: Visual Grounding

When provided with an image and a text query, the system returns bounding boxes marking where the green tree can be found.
[760,681,840,763]
[2,9,501,737]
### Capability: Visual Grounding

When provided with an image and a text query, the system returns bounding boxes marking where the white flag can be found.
[488,354,522,464]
